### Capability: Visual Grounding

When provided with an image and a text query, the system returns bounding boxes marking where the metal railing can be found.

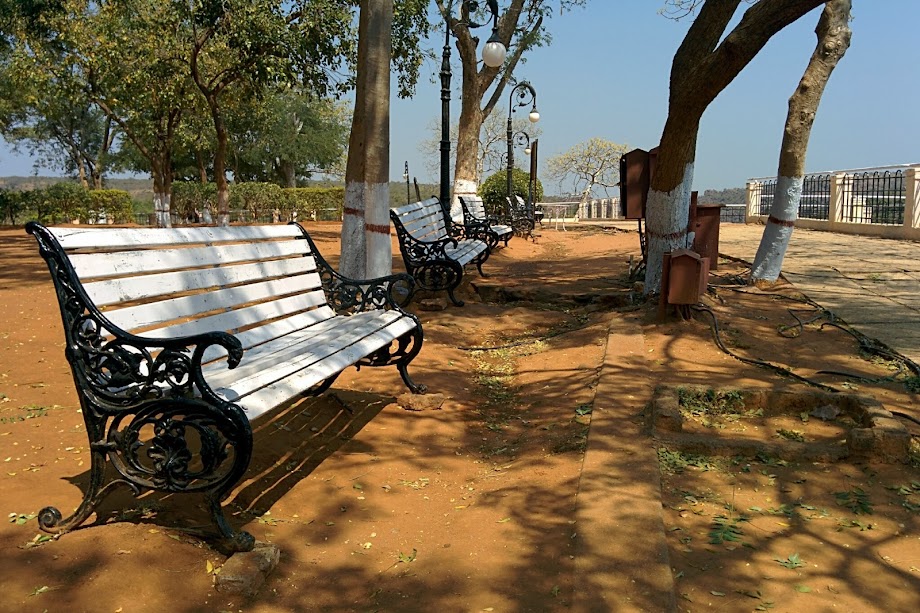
[746,163,919,238]
[841,169,904,225]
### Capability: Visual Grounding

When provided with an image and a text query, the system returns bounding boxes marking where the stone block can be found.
[215,542,281,597]
[397,392,446,412]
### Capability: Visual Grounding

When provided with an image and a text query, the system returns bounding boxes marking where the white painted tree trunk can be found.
[451,177,478,224]
[751,0,851,285]
[153,190,172,228]
[644,164,695,293]
[341,0,392,280]
[751,176,803,282]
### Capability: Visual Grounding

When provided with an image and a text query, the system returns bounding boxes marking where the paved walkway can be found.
[717,224,920,364]
[594,220,920,364]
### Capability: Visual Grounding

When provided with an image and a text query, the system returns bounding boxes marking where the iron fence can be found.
[720,205,746,223]
[841,170,905,225]
[755,179,776,216]
[799,173,832,220]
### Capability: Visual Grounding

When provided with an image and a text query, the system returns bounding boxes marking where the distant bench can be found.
[26,222,426,553]
[459,195,513,248]
[390,197,492,306]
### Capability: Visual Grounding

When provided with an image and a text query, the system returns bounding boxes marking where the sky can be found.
[389,0,920,194]
[1,2,918,195]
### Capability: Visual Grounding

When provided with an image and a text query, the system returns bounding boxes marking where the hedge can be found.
[479,168,544,218]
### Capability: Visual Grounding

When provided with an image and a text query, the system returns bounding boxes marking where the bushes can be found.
[169,182,344,223]
[479,168,544,217]
[89,190,134,224]
[285,187,345,221]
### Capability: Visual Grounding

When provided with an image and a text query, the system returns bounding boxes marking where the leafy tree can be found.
[545,138,629,206]
[436,0,588,214]
[228,89,350,187]
[751,0,851,283]
[645,0,826,293]
[479,167,543,216]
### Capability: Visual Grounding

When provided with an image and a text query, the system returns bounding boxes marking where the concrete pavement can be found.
[716,223,920,364]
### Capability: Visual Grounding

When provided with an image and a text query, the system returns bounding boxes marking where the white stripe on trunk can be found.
[751,175,804,282]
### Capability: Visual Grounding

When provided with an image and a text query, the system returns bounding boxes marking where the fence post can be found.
[745,181,759,221]
[830,173,846,224]
[905,166,920,230]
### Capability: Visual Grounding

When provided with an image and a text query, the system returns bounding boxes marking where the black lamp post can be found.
[440,0,506,206]
[506,81,540,204]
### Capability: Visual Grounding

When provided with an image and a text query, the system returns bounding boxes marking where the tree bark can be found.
[645,0,825,294]
[341,0,393,279]
[751,0,851,284]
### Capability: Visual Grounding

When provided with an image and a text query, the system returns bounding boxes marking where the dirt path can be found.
[0,223,917,612]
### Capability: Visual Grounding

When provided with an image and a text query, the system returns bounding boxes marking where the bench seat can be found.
[26,221,425,553]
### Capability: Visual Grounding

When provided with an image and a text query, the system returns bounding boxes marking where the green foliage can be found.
[25,182,91,224]
[479,168,543,215]
[677,388,747,417]
[171,183,218,220]
[285,187,344,221]
[230,182,287,221]
[0,189,25,224]
[88,189,133,224]
[834,487,873,515]
[709,515,745,544]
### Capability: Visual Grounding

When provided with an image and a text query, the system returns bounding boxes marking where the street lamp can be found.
[506,81,539,204]
[440,1,506,206]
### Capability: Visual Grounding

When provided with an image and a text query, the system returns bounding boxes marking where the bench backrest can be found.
[35,224,336,363]
[390,197,450,242]
[459,195,488,222]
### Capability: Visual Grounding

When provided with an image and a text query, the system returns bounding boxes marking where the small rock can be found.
[810,404,840,421]
[215,542,281,597]
[397,392,446,412]
[416,297,449,311]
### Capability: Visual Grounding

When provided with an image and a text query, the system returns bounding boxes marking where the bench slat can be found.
[205,310,406,389]
[68,239,309,280]
[104,272,325,332]
[141,291,328,340]
[84,257,319,307]
[215,315,417,420]
[51,225,303,250]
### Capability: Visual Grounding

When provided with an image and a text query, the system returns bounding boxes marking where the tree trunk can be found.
[152,164,172,228]
[751,0,851,284]
[644,0,826,294]
[341,0,393,279]
[279,160,297,188]
[212,107,230,227]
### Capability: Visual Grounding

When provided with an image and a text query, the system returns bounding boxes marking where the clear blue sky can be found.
[2,2,917,195]
[391,1,920,194]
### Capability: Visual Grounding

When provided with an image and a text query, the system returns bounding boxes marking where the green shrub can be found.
[285,187,345,221]
[171,182,217,220]
[88,189,134,224]
[479,168,543,217]
[0,189,25,224]
[230,182,290,222]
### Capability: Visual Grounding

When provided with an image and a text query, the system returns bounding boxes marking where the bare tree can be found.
[546,137,629,205]
[751,0,851,284]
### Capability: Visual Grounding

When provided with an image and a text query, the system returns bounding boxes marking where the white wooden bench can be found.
[390,197,492,306]
[25,221,426,553]
[459,194,513,248]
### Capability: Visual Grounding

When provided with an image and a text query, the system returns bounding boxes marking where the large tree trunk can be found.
[751,0,851,284]
[340,0,393,279]
[152,163,172,228]
[644,0,825,294]
[211,107,231,227]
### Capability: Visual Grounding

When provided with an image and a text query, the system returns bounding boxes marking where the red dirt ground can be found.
[0,222,917,612]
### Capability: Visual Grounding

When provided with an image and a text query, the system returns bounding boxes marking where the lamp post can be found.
[440,0,506,207]
[506,81,540,205]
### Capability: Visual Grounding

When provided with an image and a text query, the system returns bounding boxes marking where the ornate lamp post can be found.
[506,81,539,204]
[440,1,506,206]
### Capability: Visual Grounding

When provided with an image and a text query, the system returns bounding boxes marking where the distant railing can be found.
[747,164,920,239]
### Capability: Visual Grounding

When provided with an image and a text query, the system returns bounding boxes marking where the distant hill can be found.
[700,187,745,205]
